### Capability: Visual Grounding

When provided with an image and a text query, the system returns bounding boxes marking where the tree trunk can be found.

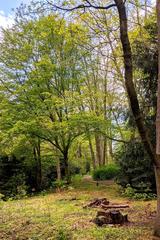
[36,147,42,191]
[95,134,103,166]
[144,0,148,20]
[77,144,82,158]
[88,134,96,169]
[56,158,61,181]
[155,1,160,238]
[33,139,42,191]
[103,136,107,165]
[154,166,160,238]
[109,139,113,162]
[63,150,70,183]
[114,0,160,237]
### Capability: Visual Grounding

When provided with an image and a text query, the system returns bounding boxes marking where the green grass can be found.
[0,176,156,240]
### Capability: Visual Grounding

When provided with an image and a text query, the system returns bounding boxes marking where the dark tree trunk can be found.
[154,166,160,238]
[109,139,113,161]
[155,0,160,237]
[33,139,42,191]
[63,149,70,183]
[114,0,160,237]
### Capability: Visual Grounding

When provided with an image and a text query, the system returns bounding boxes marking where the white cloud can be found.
[0,11,14,28]
[151,0,156,6]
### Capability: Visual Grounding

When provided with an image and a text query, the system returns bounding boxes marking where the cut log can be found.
[83,198,130,210]
[83,198,109,208]
[101,204,129,209]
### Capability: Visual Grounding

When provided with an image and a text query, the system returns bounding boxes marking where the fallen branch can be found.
[83,198,109,208]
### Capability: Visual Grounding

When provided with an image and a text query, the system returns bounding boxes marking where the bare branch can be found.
[47,0,116,12]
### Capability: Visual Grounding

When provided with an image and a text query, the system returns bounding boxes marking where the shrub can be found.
[1,173,28,199]
[115,139,156,193]
[92,164,120,181]
[121,184,157,200]
[51,180,67,190]
[70,164,81,175]
[0,193,5,201]
[15,184,28,199]
[71,174,82,184]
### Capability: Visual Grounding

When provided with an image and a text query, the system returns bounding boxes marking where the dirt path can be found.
[82,175,115,186]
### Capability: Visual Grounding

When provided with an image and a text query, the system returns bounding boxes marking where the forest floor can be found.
[0,176,157,240]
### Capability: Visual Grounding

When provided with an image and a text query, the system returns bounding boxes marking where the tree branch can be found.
[48,0,116,12]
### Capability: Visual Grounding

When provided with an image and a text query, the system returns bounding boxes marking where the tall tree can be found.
[51,0,160,236]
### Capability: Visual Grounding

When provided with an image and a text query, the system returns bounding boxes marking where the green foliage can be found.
[15,184,28,199]
[116,139,156,193]
[85,161,91,173]
[69,164,81,175]
[71,174,83,184]
[56,228,72,240]
[132,12,157,146]
[121,184,157,201]
[51,180,67,190]
[0,193,5,201]
[4,174,27,200]
[115,14,157,196]
[0,1,157,206]
[0,154,28,198]
[92,164,120,181]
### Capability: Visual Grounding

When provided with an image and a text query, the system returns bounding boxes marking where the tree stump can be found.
[93,210,128,226]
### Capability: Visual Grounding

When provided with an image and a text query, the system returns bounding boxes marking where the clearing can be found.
[0,177,156,240]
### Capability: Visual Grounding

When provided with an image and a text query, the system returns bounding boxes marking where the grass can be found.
[0,176,156,240]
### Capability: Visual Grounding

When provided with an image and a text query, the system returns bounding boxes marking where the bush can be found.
[15,184,28,199]
[70,164,81,175]
[51,180,67,190]
[115,139,156,193]
[71,174,82,184]
[1,172,28,199]
[121,184,157,200]
[92,164,120,181]
[0,193,5,201]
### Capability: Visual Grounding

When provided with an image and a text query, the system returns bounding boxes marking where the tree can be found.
[51,0,160,237]
[0,12,107,182]
[0,15,81,181]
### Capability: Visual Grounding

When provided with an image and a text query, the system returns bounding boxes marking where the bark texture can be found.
[155,0,160,237]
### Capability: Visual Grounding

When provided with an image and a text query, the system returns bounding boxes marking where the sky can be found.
[0,0,32,28]
[0,0,32,14]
